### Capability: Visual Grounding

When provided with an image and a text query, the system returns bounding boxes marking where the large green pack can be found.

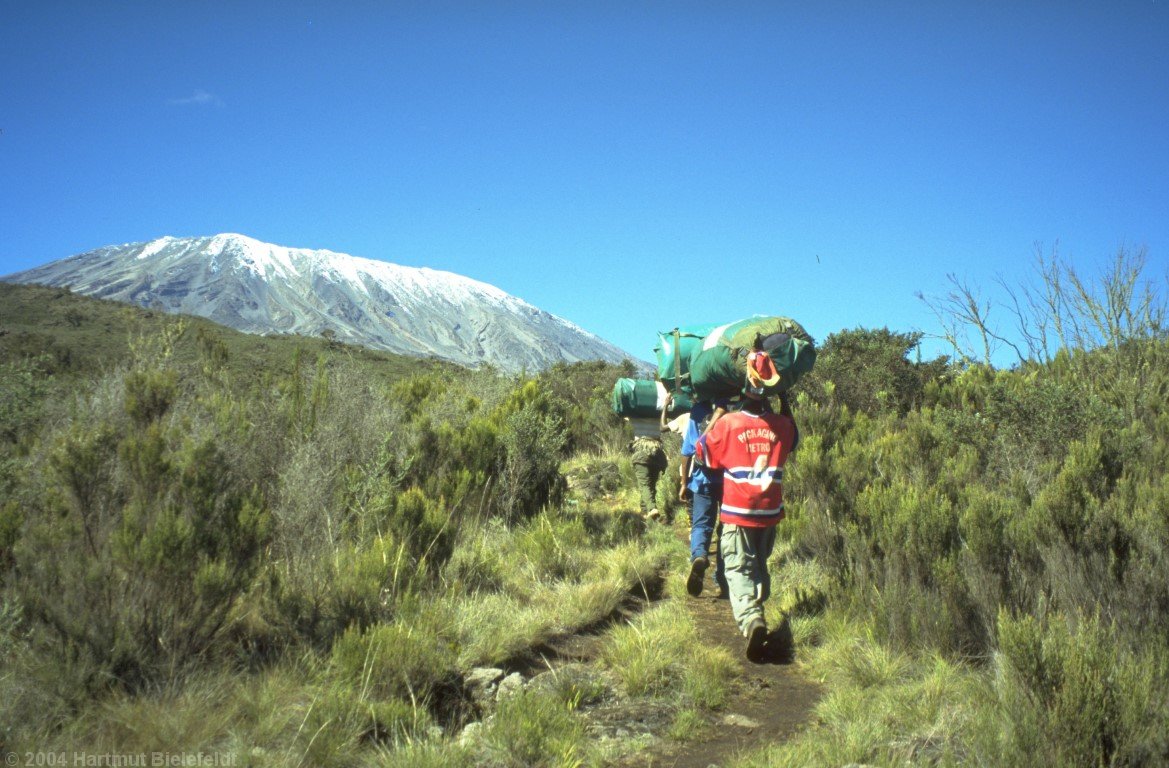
[654,322,721,394]
[611,378,693,418]
[688,316,816,401]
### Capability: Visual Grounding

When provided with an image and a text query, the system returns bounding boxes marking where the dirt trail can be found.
[652,585,822,767]
[533,564,822,768]
[643,518,822,768]
[487,524,822,767]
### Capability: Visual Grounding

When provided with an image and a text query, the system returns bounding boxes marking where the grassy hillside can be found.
[0,282,450,382]
[3,282,1167,766]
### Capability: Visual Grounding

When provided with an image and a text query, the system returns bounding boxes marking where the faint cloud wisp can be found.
[167,89,224,107]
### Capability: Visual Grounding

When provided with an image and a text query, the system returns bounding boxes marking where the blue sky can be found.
[2,2,1166,365]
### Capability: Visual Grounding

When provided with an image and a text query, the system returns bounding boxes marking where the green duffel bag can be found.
[654,322,722,394]
[688,316,816,401]
[611,378,693,418]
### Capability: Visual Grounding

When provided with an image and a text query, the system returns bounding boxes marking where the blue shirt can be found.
[681,401,727,495]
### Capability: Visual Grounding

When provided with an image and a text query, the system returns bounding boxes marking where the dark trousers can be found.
[633,462,661,515]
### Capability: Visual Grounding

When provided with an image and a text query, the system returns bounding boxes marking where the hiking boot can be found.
[714,585,729,600]
[647,508,661,522]
[686,556,709,597]
[745,617,768,661]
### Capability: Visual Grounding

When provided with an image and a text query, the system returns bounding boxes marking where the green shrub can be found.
[330,611,462,722]
[534,360,631,455]
[122,368,178,426]
[10,367,270,690]
[603,604,686,697]
[497,401,567,522]
[993,612,1168,766]
[271,534,413,649]
[477,687,590,768]
[442,519,510,594]
[513,513,591,582]
[0,357,51,447]
[804,327,946,417]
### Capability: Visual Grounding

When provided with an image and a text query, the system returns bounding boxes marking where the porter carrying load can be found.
[686,316,816,401]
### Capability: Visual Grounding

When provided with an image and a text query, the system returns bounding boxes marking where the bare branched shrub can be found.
[919,244,1165,366]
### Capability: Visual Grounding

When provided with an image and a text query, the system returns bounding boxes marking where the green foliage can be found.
[9,366,271,691]
[533,360,630,454]
[993,612,1168,766]
[497,399,568,522]
[477,687,590,768]
[0,356,50,445]
[0,283,656,763]
[391,487,457,572]
[512,512,591,582]
[603,604,688,697]
[296,685,430,765]
[804,327,948,416]
[780,330,1169,764]
[10,272,1165,765]
[122,368,179,426]
[330,611,460,706]
[271,533,411,650]
[443,518,511,594]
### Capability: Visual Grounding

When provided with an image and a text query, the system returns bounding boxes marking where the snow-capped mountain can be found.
[4,234,636,372]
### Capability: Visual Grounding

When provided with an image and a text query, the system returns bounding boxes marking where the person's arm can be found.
[678,414,697,500]
[778,392,798,450]
[660,392,672,431]
[695,416,726,470]
[703,405,727,435]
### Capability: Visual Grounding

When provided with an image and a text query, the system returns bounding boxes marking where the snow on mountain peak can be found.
[5,233,638,372]
[135,236,176,260]
[207,233,298,280]
[124,234,540,316]
[204,234,522,312]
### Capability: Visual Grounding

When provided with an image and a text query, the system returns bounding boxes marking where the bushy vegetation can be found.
[4,249,1168,767]
[753,253,1169,765]
[0,285,671,764]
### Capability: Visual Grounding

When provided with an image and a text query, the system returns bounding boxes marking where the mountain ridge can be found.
[4,234,640,373]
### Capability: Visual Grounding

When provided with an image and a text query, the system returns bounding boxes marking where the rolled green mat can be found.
[653,322,721,394]
[611,378,693,417]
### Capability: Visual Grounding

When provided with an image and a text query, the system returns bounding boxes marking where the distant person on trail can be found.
[695,350,799,660]
[629,431,668,522]
[672,394,730,599]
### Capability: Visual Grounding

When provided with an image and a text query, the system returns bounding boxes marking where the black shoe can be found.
[714,586,729,600]
[745,618,767,661]
[686,556,709,597]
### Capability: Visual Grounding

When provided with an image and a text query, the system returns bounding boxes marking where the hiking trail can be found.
[645,579,822,767]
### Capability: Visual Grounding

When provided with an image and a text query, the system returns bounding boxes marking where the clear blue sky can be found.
[2,2,1166,365]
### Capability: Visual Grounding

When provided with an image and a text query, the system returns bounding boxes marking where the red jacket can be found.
[695,406,797,527]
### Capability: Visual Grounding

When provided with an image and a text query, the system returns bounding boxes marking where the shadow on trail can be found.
[752,617,796,666]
